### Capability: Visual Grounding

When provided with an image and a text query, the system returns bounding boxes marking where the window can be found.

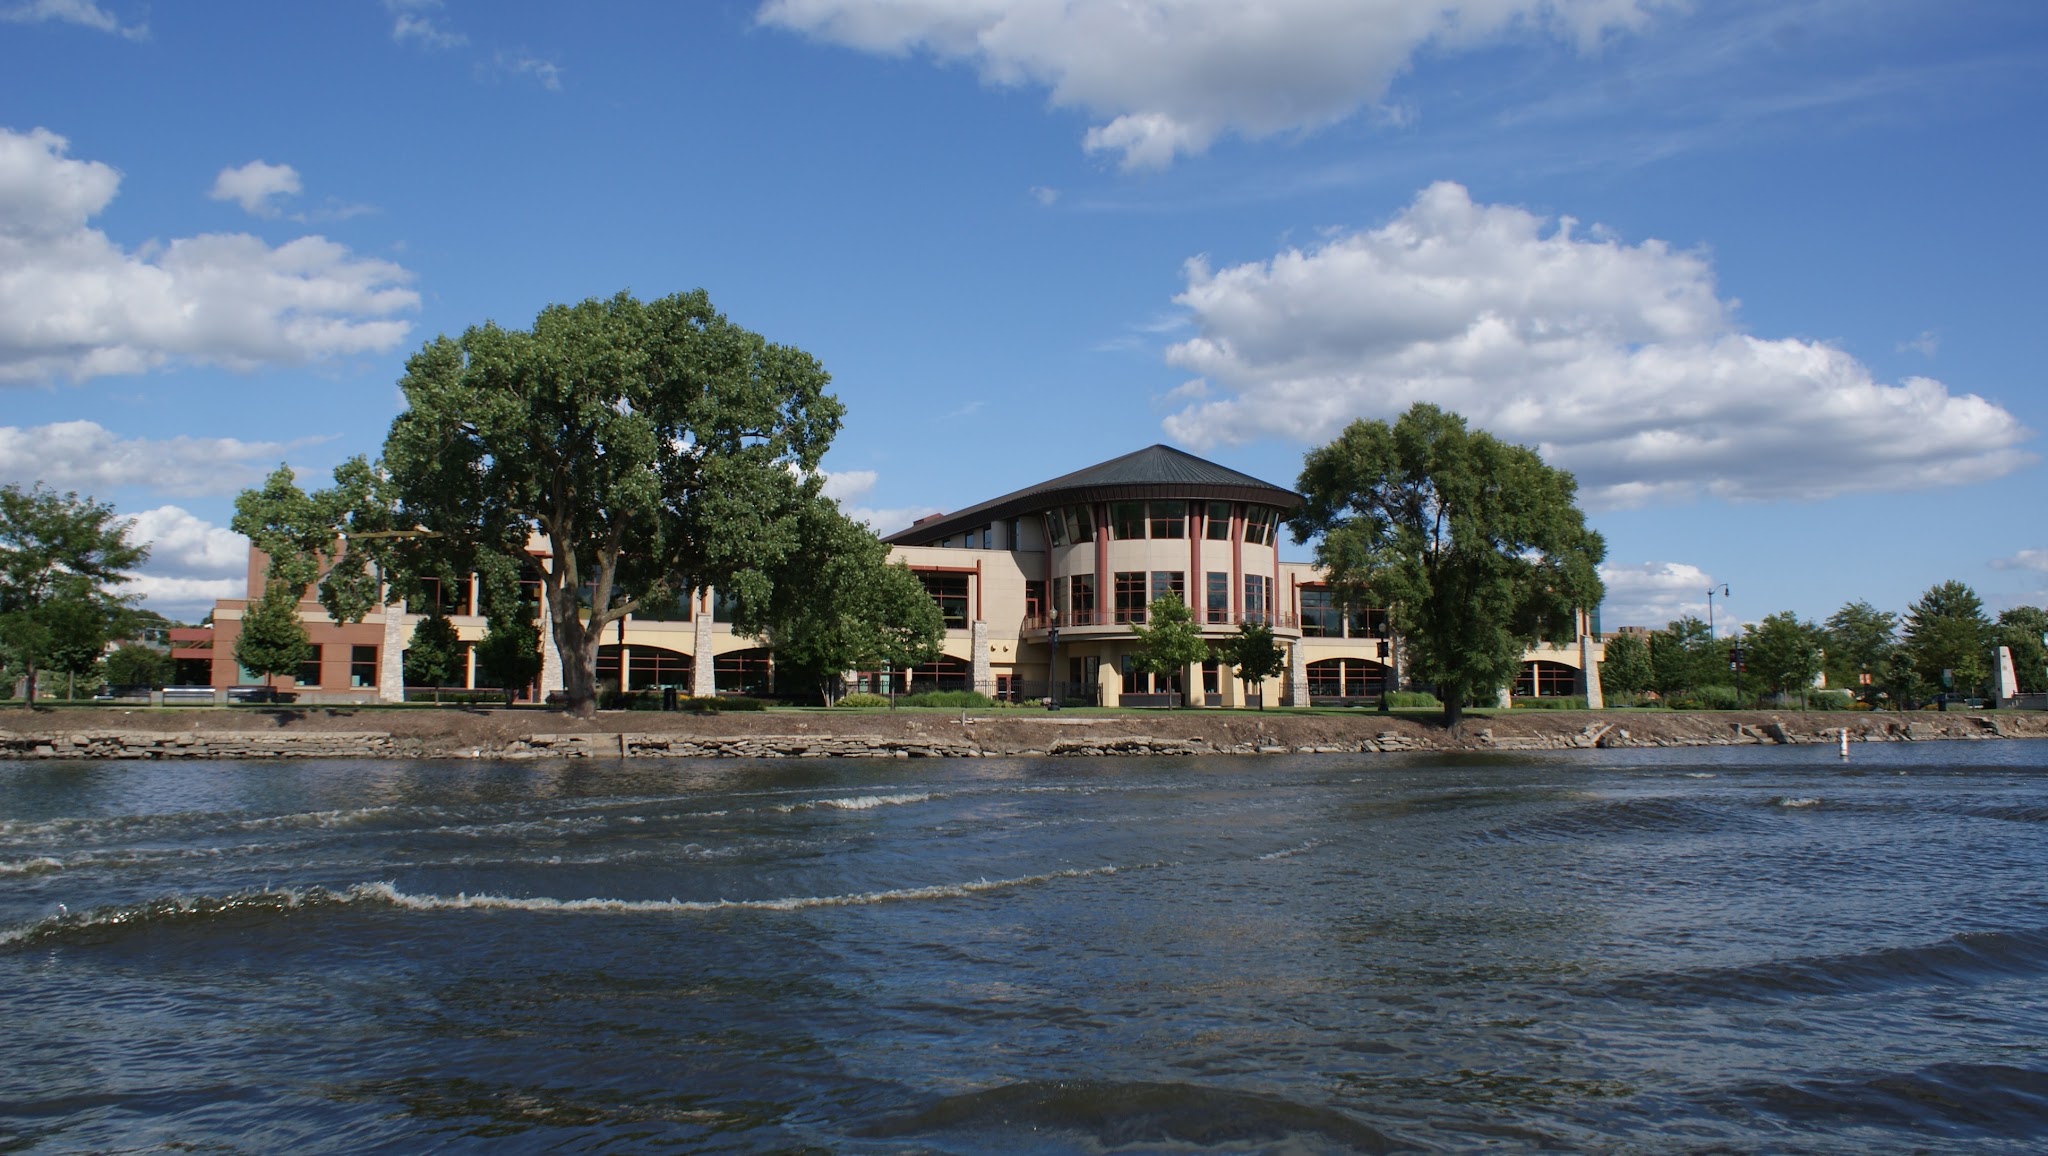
[1110,502,1146,540]
[1244,574,1269,623]
[296,644,324,688]
[351,645,378,688]
[1009,518,1022,550]
[635,589,692,622]
[1516,661,1578,698]
[1206,502,1233,540]
[917,571,971,628]
[1243,507,1276,546]
[1300,588,1342,637]
[1148,500,1185,540]
[1207,572,1229,624]
[415,576,474,617]
[1308,658,1387,699]
[1025,580,1045,620]
[1114,571,1148,623]
[1046,511,1068,547]
[1071,574,1095,620]
[1150,570,1184,605]
[1348,605,1389,639]
[715,648,774,695]
[1067,506,1095,544]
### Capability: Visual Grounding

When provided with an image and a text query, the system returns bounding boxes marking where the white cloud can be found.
[209,160,302,218]
[488,50,564,91]
[1598,561,1717,630]
[387,0,467,49]
[0,127,418,383]
[1990,550,2048,574]
[1160,182,2032,507]
[1030,185,1059,206]
[0,420,290,496]
[759,0,1668,168]
[819,467,939,535]
[1897,329,1939,357]
[1,0,146,40]
[120,505,248,619]
[820,468,878,503]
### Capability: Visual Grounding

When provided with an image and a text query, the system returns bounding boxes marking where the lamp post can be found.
[1705,583,1729,640]
[1045,611,1061,712]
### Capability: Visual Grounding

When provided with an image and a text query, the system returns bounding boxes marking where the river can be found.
[4,743,2046,1152]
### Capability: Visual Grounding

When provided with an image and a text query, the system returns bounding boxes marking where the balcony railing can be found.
[1020,610,1298,633]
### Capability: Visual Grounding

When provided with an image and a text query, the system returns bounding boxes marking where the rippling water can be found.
[4,742,2047,1152]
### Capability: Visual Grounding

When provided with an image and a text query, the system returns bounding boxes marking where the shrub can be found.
[1670,685,1742,710]
[834,692,891,708]
[1382,690,1441,709]
[1514,695,1588,710]
[685,695,768,712]
[1804,690,1857,711]
[896,690,995,709]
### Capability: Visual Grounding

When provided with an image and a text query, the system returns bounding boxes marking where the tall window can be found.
[1047,511,1068,548]
[1025,580,1045,620]
[1300,588,1342,637]
[350,646,378,688]
[1348,605,1390,639]
[1110,502,1146,540]
[1150,571,1184,605]
[1206,572,1229,624]
[1054,575,1069,616]
[1206,502,1233,540]
[1244,574,1269,623]
[1114,571,1148,623]
[1067,506,1095,544]
[1243,507,1276,546]
[1071,574,1096,621]
[296,644,324,688]
[1148,501,1186,540]
[917,571,970,629]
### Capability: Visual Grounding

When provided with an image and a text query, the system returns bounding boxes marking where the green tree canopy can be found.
[1598,630,1652,699]
[235,582,312,689]
[1903,580,1991,697]
[474,596,544,706]
[1823,600,1898,691]
[1292,404,1605,724]
[1129,593,1209,705]
[403,611,464,697]
[1649,616,1727,698]
[381,289,844,717]
[1224,621,1286,710]
[0,484,148,705]
[748,496,943,704]
[105,643,174,690]
[1747,611,1825,705]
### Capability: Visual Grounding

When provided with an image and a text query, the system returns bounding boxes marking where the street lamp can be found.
[1045,610,1062,712]
[1705,583,1729,639]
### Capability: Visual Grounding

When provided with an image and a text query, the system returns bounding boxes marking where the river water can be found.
[3,742,2046,1153]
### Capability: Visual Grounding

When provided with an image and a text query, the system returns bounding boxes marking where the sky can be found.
[1,0,2044,634]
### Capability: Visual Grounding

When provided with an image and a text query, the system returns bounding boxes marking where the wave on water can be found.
[1602,926,2048,1004]
[1257,839,1326,861]
[769,792,938,814]
[1481,796,1754,844]
[0,856,65,877]
[0,865,1146,949]
[1711,1061,2048,1138]
[1772,796,1822,808]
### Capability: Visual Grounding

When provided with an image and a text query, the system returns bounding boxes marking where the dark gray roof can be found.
[883,444,1301,545]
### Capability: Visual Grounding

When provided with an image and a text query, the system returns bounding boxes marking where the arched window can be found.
[1516,660,1578,698]
[1306,658,1389,701]
[597,645,692,692]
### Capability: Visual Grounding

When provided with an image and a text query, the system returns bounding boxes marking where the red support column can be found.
[1231,507,1243,621]
[1094,505,1110,626]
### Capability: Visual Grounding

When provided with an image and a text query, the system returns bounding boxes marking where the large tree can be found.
[749,495,944,704]
[1598,630,1652,700]
[0,484,148,705]
[1823,600,1898,693]
[1224,621,1286,710]
[1747,611,1825,707]
[1129,593,1209,706]
[403,611,464,700]
[1903,580,1991,699]
[234,582,313,690]
[474,596,545,706]
[381,289,843,717]
[1292,404,1605,725]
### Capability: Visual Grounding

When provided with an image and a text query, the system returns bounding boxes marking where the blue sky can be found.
[2,0,2044,633]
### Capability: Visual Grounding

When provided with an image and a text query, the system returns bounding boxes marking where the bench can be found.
[162,686,219,706]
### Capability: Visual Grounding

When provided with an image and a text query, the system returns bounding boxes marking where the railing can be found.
[1020,610,1298,632]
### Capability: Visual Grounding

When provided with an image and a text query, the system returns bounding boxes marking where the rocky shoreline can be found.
[3,706,2043,761]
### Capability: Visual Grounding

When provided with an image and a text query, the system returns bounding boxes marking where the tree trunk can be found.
[1443,694,1463,727]
[23,660,36,707]
[549,600,600,718]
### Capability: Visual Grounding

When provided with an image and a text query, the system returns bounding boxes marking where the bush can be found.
[1513,695,1588,710]
[1803,690,1858,711]
[1669,685,1743,710]
[685,695,767,712]
[1382,690,1441,709]
[895,690,995,709]
[835,692,891,708]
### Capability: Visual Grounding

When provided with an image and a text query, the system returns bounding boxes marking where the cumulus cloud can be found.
[386,0,467,49]
[759,0,1667,168]
[820,467,938,535]
[488,50,564,91]
[0,420,290,496]
[1990,550,2048,574]
[0,127,418,383]
[1160,182,2032,506]
[1598,561,1719,631]
[209,160,302,217]
[1,0,146,40]
[120,505,249,619]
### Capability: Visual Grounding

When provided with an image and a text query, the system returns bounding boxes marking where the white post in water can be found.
[1839,728,1849,758]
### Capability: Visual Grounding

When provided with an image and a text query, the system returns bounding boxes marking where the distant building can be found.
[185,444,1603,706]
